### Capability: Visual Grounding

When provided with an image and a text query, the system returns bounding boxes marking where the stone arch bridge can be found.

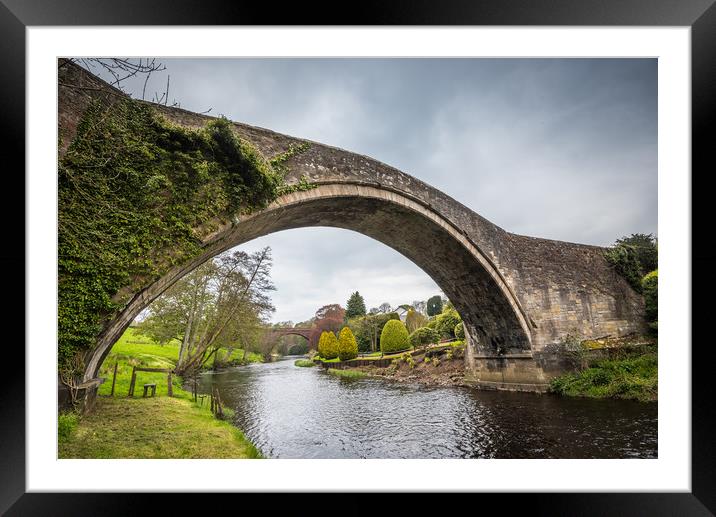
[266,328,312,341]
[59,62,645,397]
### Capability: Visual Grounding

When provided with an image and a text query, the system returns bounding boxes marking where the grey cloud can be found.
[106,58,656,322]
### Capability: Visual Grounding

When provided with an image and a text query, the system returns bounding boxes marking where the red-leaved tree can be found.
[309,304,345,348]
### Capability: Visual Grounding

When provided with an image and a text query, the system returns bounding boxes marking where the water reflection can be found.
[198,357,657,459]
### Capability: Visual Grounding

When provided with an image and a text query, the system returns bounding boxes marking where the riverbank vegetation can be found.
[138,247,276,375]
[294,359,316,367]
[97,327,263,397]
[545,232,660,402]
[549,344,657,402]
[327,368,367,379]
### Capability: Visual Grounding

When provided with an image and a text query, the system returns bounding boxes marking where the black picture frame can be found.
[3,1,714,514]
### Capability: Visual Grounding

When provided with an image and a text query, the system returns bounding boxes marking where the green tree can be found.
[426,295,443,316]
[338,327,359,360]
[605,233,658,292]
[139,247,275,376]
[346,317,373,352]
[345,291,367,320]
[380,319,411,354]
[616,233,658,272]
[348,312,400,352]
[405,308,427,333]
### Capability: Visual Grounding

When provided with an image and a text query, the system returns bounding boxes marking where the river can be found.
[197,357,657,459]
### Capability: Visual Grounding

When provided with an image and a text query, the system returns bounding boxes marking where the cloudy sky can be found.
[95,58,657,323]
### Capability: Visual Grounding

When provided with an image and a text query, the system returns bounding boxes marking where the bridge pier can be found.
[462,326,570,392]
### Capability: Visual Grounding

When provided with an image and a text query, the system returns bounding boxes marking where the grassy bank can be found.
[60,327,264,458]
[327,368,367,379]
[59,397,261,458]
[549,349,657,402]
[294,359,316,367]
[98,328,262,397]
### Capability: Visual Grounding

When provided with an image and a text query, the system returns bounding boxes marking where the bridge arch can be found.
[84,183,534,380]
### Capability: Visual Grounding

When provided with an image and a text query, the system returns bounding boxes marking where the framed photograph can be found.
[5,0,714,513]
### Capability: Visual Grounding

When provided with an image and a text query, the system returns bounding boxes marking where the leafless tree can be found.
[59,58,207,110]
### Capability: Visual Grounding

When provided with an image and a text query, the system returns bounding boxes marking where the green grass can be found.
[327,368,366,379]
[210,347,263,367]
[58,411,79,442]
[65,326,264,458]
[294,359,316,367]
[549,352,657,402]
[98,328,261,397]
[315,356,341,363]
[59,397,262,458]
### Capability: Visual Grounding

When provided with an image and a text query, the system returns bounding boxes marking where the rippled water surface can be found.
[198,357,657,459]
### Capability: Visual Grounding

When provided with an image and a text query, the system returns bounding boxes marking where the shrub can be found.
[338,327,359,361]
[454,322,465,340]
[435,308,461,339]
[318,331,339,360]
[294,359,315,367]
[409,326,440,347]
[380,319,411,354]
[642,269,658,327]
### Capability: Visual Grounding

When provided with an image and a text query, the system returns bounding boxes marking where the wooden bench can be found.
[142,383,157,398]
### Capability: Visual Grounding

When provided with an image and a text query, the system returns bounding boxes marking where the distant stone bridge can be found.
[59,61,646,395]
[267,328,312,341]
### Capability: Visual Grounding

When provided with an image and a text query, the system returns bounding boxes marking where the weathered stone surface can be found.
[58,61,646,388]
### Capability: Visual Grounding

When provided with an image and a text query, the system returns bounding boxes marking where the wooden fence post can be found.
[128,367,137,397]
[167,373,173,397]
[110,361,118,397]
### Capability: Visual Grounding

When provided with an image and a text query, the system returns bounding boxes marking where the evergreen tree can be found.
[426,295,443,316]
[380,319,411,354]
[338,327,359,360]
[345,291,367,320]
[318,330,339,360]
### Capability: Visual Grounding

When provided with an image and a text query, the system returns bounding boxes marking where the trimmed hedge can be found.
[409,326,440,347]
[318,331,339,360]
[380,319,411,354]
[338,327,359,361]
